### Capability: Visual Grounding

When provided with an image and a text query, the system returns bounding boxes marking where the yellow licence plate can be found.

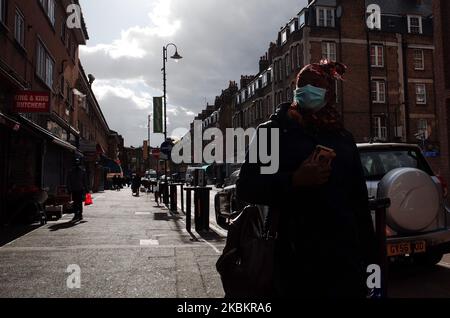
[387,241,427,257]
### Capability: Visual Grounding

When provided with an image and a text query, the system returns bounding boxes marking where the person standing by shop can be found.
[67,158,89,222]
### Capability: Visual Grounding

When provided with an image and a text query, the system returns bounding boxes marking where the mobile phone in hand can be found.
[312,145,336,167]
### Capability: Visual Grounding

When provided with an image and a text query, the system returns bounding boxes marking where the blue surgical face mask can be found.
[293,85,327,113]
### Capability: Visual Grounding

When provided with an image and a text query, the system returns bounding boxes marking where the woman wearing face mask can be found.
[236,60,377,299]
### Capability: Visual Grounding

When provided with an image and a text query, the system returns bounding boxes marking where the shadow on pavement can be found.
[197,230,226,243]
[48,220,88,232]
[388,261,450,298]
[0,224,41,247]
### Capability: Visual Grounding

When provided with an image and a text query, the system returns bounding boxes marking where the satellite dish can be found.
[336,5,343,19]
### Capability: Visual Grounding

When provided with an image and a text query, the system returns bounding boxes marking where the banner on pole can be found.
[153,97,163,134]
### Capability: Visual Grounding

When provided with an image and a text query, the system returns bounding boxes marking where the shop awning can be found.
[17,115,83,157]
[52,138,77,152]
[0,112,20,131]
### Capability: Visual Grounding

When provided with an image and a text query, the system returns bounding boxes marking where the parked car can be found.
[360,143,450,266]
[215,143,450,267]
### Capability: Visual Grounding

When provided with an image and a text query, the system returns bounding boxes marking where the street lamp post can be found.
[161,43,182,202]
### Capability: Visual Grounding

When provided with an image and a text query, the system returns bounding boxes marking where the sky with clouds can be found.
[79,0,307,147]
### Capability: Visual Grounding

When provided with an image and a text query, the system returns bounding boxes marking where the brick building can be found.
[433,0,450,184]
[121,146,162,178]
[0,0,89,223]
[229,0,442,173]
[0,0,123,222]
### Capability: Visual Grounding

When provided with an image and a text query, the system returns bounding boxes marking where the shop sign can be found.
[13,91,51,113]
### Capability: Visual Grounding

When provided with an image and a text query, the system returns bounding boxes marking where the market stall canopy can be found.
[101,156,122,174]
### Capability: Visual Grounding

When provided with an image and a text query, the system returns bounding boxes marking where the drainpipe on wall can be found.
[366,29,374,142]
[396,33,407,142]
[401,36,411,143]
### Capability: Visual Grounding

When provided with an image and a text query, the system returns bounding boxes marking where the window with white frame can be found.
[371,80,386,103]
[316,7,335,27]
[290,22,296,34]
[322,42,336,62]
[14,8,24,46]
[416,84,427,104]
[37,40,55,88]
[285,54,290,77]
[281,30,287,44]
[292,46,297,71]
[298,12,305,28]
[40,0,55,26]
[408,15,423,34]
[0,0,6,23]
[417,119,428,139]
[279,59,283,79]
[413,49,424,70]
[370,44,384,67]
[373,116,387,141]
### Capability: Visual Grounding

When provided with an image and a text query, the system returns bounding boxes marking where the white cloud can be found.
[92,79,152,110]
[80,0,180,59]
[80,0,307,146]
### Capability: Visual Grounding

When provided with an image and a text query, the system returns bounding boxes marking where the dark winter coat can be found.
[236,103,377,298]
[67,166,89,194]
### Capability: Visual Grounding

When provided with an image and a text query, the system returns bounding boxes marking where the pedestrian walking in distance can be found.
[237,60,377,298]
[154,180,161,206]
[67,158,89,222]
[131,174,141,197]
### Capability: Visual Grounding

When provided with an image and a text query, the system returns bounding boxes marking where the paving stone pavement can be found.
[0,189,227,298]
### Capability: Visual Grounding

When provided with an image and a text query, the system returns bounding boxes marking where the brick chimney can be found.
[240,75,254,89]
[259,55,270,73]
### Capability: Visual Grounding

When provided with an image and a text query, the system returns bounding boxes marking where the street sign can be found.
[161,141,173,155]
[13,91,51,113]
[160,140,174,161]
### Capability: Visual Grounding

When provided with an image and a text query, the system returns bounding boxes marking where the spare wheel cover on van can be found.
[377,168,440,233]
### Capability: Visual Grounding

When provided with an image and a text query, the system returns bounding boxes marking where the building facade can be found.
[229,0,441,173]
[433,0,450,184]
[0,0,123,222]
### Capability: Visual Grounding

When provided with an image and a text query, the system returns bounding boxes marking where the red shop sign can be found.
[13,91,51,113]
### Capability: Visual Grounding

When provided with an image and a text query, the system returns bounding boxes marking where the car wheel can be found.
[413,251,443,267]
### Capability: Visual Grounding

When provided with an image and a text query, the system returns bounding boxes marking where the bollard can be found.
[170,184,177,213]
[185,187,193,232]
[180,184,184,214]
[194,187,211,233]
[163,182,169,205]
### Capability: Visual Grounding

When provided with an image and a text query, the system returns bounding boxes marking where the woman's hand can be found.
[292,154,332,187]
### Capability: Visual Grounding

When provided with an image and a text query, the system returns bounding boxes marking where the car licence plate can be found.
[387,241,427,257]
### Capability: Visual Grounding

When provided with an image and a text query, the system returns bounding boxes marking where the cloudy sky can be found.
[79,0,307,147]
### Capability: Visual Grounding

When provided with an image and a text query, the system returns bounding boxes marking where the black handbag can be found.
[216,205,279,298]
